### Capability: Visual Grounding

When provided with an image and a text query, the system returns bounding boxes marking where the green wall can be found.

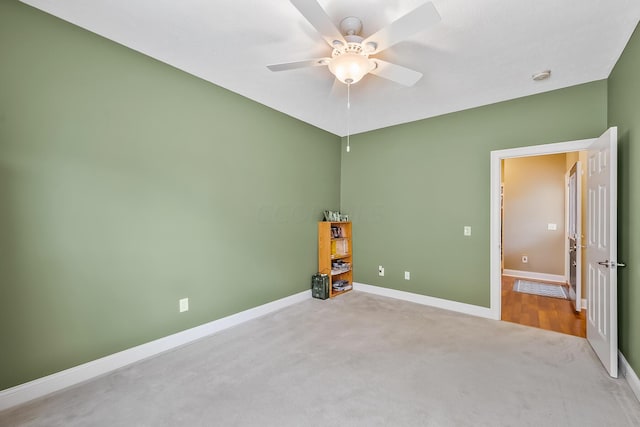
[0,1,341,390]
[2,0,638,394]
[609,24,640,376]
[340,81,607,307]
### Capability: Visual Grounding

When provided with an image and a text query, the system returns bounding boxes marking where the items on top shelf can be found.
[323,210,349,222]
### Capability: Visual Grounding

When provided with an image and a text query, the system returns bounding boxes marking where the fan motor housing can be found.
[333,39,365,58]
[340,16,363,36]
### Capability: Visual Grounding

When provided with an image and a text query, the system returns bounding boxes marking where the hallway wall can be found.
[503,154,567,276]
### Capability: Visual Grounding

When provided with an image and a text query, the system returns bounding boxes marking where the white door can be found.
[566,162,582,312]
[586,127,619,378]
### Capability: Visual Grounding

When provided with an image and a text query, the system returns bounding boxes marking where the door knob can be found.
[597,260,626,268]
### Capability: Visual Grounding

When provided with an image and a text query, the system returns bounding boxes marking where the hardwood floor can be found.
[501,276,586,338]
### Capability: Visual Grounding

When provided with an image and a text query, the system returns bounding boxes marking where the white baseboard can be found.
[0,290,311,412]
[354,282,494,319]
[619,351,640,403]
[503,269,566,283]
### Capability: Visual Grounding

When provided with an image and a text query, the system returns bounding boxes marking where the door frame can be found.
[565,161,582,312]
[489,138,596,320]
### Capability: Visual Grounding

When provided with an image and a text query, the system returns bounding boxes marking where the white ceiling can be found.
[21,0,640,136]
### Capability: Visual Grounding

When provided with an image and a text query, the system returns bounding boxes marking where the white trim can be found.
[502,269,566,283]
[564,170,571,287]
[619,351,640,403]
[490,138,596,320]
[354,282,496,320]
[581,298,587,310]
[491,138,596,160]
[0,290,312,411]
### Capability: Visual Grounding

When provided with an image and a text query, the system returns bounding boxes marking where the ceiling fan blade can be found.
[362,2,441,54]
[290,0,347,48]
[267,58,330,72]
[369,59,423,87]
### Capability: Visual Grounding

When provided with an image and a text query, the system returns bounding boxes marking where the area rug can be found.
[514,279,568,299]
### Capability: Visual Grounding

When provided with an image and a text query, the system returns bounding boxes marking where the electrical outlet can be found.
[522,256,528,263]
[404,271,410,280]
[464,226,472,236]
[378,265,385,277]
[179,298,189,313]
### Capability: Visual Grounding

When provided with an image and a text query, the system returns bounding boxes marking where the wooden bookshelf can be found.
[318,221,353,298]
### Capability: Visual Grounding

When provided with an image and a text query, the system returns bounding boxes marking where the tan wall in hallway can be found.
[503,154,567,275]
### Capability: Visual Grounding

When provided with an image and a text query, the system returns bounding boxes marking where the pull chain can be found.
[346,83,351,153]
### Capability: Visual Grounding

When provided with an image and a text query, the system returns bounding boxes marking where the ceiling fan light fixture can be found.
[328,53,373,84]
[268,1,440,87]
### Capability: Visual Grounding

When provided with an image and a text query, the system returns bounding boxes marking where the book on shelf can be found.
[332,280,352,292]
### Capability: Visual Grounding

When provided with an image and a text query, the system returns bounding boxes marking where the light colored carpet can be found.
[1,291,639,426]
[514,279,569,299]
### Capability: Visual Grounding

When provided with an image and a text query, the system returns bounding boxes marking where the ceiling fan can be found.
[267,0,441,87]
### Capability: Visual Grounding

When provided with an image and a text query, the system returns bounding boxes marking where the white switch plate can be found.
[404,271,410,280]
[548,223,557,230]
[464,226,472,236]
[179,298,189,312]
[378,265,385,277]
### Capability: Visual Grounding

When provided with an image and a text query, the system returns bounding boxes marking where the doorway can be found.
[489,138,596,319]
[499,152,586,337]
[490,129,620,377]
[501,152,586,338]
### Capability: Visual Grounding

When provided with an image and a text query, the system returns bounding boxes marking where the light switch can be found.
[464,226,472,236]
[548,223,557,231]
